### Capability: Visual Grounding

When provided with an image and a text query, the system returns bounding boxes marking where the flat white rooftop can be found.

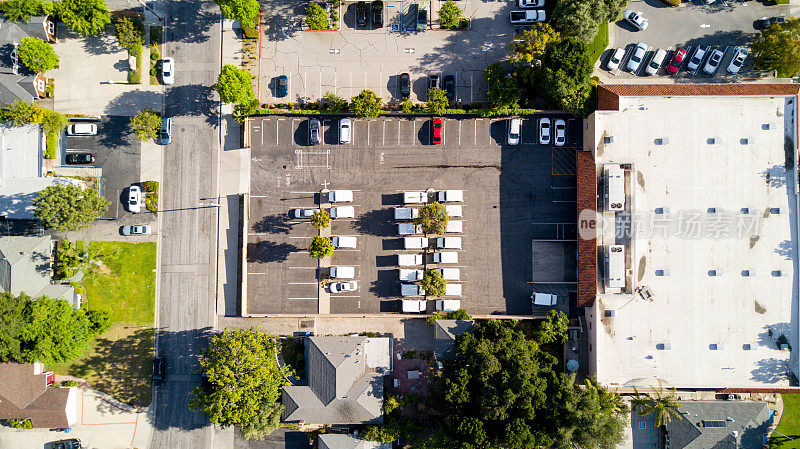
[589,95,799,388]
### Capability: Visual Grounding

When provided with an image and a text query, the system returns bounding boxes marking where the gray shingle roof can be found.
[318,434,392,449]
[283,337,388,425]
[433,320,474,361]
[665,401,772,449]
[0,17,48,105]
[0,236,76,305]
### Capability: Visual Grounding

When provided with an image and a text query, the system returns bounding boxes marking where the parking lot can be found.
[260,0,518,104]
[245,116,580,316]
[599,0,791,81]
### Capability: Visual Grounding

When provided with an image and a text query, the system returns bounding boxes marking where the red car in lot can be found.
[431,118,442,145]
[667,48,687,74]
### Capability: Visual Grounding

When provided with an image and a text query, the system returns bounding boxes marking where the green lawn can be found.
[772,395,800,448]
[50,241,157,406]
[588,21,610,66]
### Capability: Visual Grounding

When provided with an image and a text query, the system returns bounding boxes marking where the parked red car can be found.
[431,118,442,145]
[667,48,687,74]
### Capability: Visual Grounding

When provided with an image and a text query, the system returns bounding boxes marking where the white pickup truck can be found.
[402,299,426,313]
[433,251,458,263]
[399,269,424,281]
[398,223,422,235]
[397,253,423,266]
[401,283,426,296]
[509,9,545,24]
[404,191,427,204]
[327,190,353,203]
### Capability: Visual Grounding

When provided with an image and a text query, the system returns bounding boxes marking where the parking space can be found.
[599,0,790,82]
[245,115,579,316]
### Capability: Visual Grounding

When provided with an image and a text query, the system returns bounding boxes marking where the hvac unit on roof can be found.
[772,270,790,277]
[655,138,669,145]
[655,207,670,214]
[604,136,615,144]
[763,123,775,130]
[656,343,671,350]
[740,138,750,145]
[770,207,783,215]
[709,343,724,350]
[655,269,670,276]
[741,207,752,214]
[604,310,616,318]
[741,270,756,277]
[604,165,625,212]
[604,245,625,289]
[742,344,753,350]
[707,207,717,214]
[708,269,723,277]
[707,137,718,144]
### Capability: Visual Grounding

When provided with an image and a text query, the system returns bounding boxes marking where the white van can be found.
[401,283,425,296]
[330,206,355,219]
[435,299,461,311]
[436,268,460,281]
[437,190,463,203]
[402,299,426,313]
[432,251,458,263]
[404,237,429,249]
[394,207,419,220]
[436,237,461,249]
[398,223,422,235]
[332,236,357,248]
[397,253,423,266]
[445,220,462,233]
[403,191,427,204]
[327,190,353,203]
[330,266,355,279]
[399,269,424,281]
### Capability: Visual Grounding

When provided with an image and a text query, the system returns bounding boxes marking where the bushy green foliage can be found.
[45,131,57,159]
[85,309,112,335]
[350,90,382,118]
[1,100,43,125]
[484,63,521,110]
[115,17,145,51]
[57,0,112,35]
[510,24,560,64]
[438,0,463,29]
[308,236,334,259]
[305,2,330,30]
[415,201,448,234]
[401,98,413,113]
[753,17,800,77]
[129,108,161,141]
[215,64,254,104]
[426,308,471,324]
[311,209,331,230]
[240,401,284,440]
[18,37,59,73]
[34,184,110,231]
[421,269,446,297]
[425,88,449,115]
[213,0,259,29]
[40,109,67,135]
[6,418,32,429]
[143,180,159,192]
[189,328,288,427]
[321,92,347,113]
[361,424,400,442]
[0,0,44,22]
[551,0,625,43]
[536,309,569,344]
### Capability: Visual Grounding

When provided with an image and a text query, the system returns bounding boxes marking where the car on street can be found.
[66,123,97,136]
[372,0,383,27]
[554,119,566,147]
[339,118,351,144]
[645,48,666,76]
[417,8,427,30]
[122,224,152,236]
[667,48,687,74]
[623,9,648,31]
[309,118,321,144]
[607,48,624,71]
[161,57,175,85]
[539,117,551,145]
[759,15,785,29]
[703,49,724,75]
[727,47,747,74]
[443,74,455,100]
[507,118,520,145]
[356,1,368,27]
[428,74,439,91]
[128,185,142,213]
[65,152,95,165]
[627,42,647,72]
[276,75,288,97]
[332,236,357,248]
[399,72,411,98]
[330,206,355,218]
[330,280,358,293]
[431,118,442,144]
[518,0,545,7]
[152,357,165,386]
[158,117,172,145]
[52,439,82,449]
[293,208,316,218]
[687,47,706,71]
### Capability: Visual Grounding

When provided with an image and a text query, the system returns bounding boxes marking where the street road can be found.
[148,0,221,448]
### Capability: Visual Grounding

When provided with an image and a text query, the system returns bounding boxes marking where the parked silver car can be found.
[627,42,647,73]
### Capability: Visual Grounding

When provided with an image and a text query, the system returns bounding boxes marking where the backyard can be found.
[773,395,800,448]
[50,241,157,406]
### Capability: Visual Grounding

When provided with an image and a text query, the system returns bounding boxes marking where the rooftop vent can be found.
[655,207,670,214]
[708,269,723,277]
[742,270,756,277]
[604,310,616,318]
[763,123,775,130]
[770,207,783,215]
[709,344,724,350]
[740,138,750,145]
[772,270,789,277]
[604,136,615,144]
[707,137,718,144]
[703,420,727,428]
[655,138,669,145]
[656,343,671,350]
[707,207,717,214]
[742,344,752,350]
[741,207,752,214]
[656,269,670,276]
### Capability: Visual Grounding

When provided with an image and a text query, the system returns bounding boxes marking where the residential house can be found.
[282,336,392,425]
[659,401,772,449]
[318,434,392,449]
[433,319,474,361]
[0,362,77,429]
[0,16,57,105]
[0,235,77,306]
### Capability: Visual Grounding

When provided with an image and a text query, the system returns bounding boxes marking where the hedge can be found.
[45,131,57,159]
[143,181,159,214]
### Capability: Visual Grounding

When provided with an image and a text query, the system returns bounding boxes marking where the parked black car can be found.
[399,73,411,98]
[356,1,368,27]
[417,8,427,31]
[428,74,439,90]
[759,15,785,28]
[443,74,455,100]
[65,153,95,165]
[52,439,82,449]
[372,0,383,28]
[153,357,166,386]
[276,75,288,98]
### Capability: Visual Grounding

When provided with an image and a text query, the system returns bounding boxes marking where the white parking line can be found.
[397,120,401,146]
[289,282,319,285]
[367,120,370,146]
[473,120,477,145]
[289,297,317,300]
[289,266,317,269]
[261,119,265,145]
[379,70,382,97]
[276,119,280,145]
[470,72,473,102]
[248,272,267,275]
[303,72,306,94]
[288,236,314,238]
[458,120,462,146]
[333,295,361,298]
[382,120,386,146]
[412,119,417,145]
[349,72,352,98]
[288,71,292,98]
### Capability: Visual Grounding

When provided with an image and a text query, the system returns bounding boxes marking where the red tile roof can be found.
[597,84,800,111]
[577,151,597,307]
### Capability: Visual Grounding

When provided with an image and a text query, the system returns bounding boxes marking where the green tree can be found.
[213,0,260,28]
[425,88,449,115]
[311,209,331,230]
[602,0,630,21]
[18,37,57,73]
[573,377,629,449]
[33,184,110,231]
[361,425,400,442]
[6,418,33,429]
[215,64,254,104]
[130,108,161,141]
[0,0,44,22]
[421,269,446,297]
[401,98,413,113]
[0,293,26,361]
[233,98,259,124]
[0,100,44,125]
[40,109,68,135]
[551,0,607,43]
[632,380,682,428]
[57,0,112,35]
[85,309,112,335]
[305,2,329,30]
[308,236,334,259]
[350,89,382,118]
[321,92,347,113]
[445,308,471,321]
[536,309,569,344]
[484,63,521,110]
[189,328,288,426]
[415,201,448,234]
[114,17,144,51]
[509,24,560,65]
[240,401,284,440]
[438,0,463,29]
[753,17,800,77]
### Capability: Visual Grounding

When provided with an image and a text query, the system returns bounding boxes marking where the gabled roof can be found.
[0,362,75,428]
[0,236,76,305]
[282,337,389,425]
[433,320,474,360]
[0,17,50,105]
[318,434,392,449]
[665,401,772,449]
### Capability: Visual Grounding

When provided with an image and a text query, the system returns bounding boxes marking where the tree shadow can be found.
[165,84,216,120]
[97,116,136,149]
[75,28,123,56]
[165,1,217,45]
[261,0,304,42]
[750,357,791,384]
[252,214,294,234]
[353,208,394,236]
[247,240,299,263]
[104,89,163,117]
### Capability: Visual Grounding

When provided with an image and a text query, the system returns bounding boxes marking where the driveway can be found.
[0,388,153,449]
[52,25,163,116]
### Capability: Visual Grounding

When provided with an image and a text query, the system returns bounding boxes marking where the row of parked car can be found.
[353,0,384,29]
[609,44,748,76]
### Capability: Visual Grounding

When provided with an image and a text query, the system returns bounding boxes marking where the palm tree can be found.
[631,379,682,427]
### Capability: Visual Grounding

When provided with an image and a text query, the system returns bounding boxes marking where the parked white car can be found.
[436,237,461,249]
[66,123,98,136]
[330,281,358,293]
[339,118,351,144]
[397,253,423,266]
[394,207,420,220]
[404,237,429,249]
[128,185,142,213]
[437,190,463,203]
[402,299,426,313]
[403,191,427,204]
[122,224,151,236]
[330,206,355,218]
[327,190,353,202]
[517,0,544,7]
[445,220,463,233]
[607,48,624,71]
[538,117,551,145]
[161,57,175,85]
[687,47,707,71]
[554,119,566,147]
[444,204,462,217]
[330,266,355,279]
[627,42,647,72]
[399,269,424,281]
[436,268,460,281]
[432,251,458,263]
[293,208,315,218]
[623,9,648,30]
[332,236,357,248]
[436,299,461,311]
[727,47,747,74]
[507,118,521,146]
[703,49,724,75]
[645,48,666,76]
